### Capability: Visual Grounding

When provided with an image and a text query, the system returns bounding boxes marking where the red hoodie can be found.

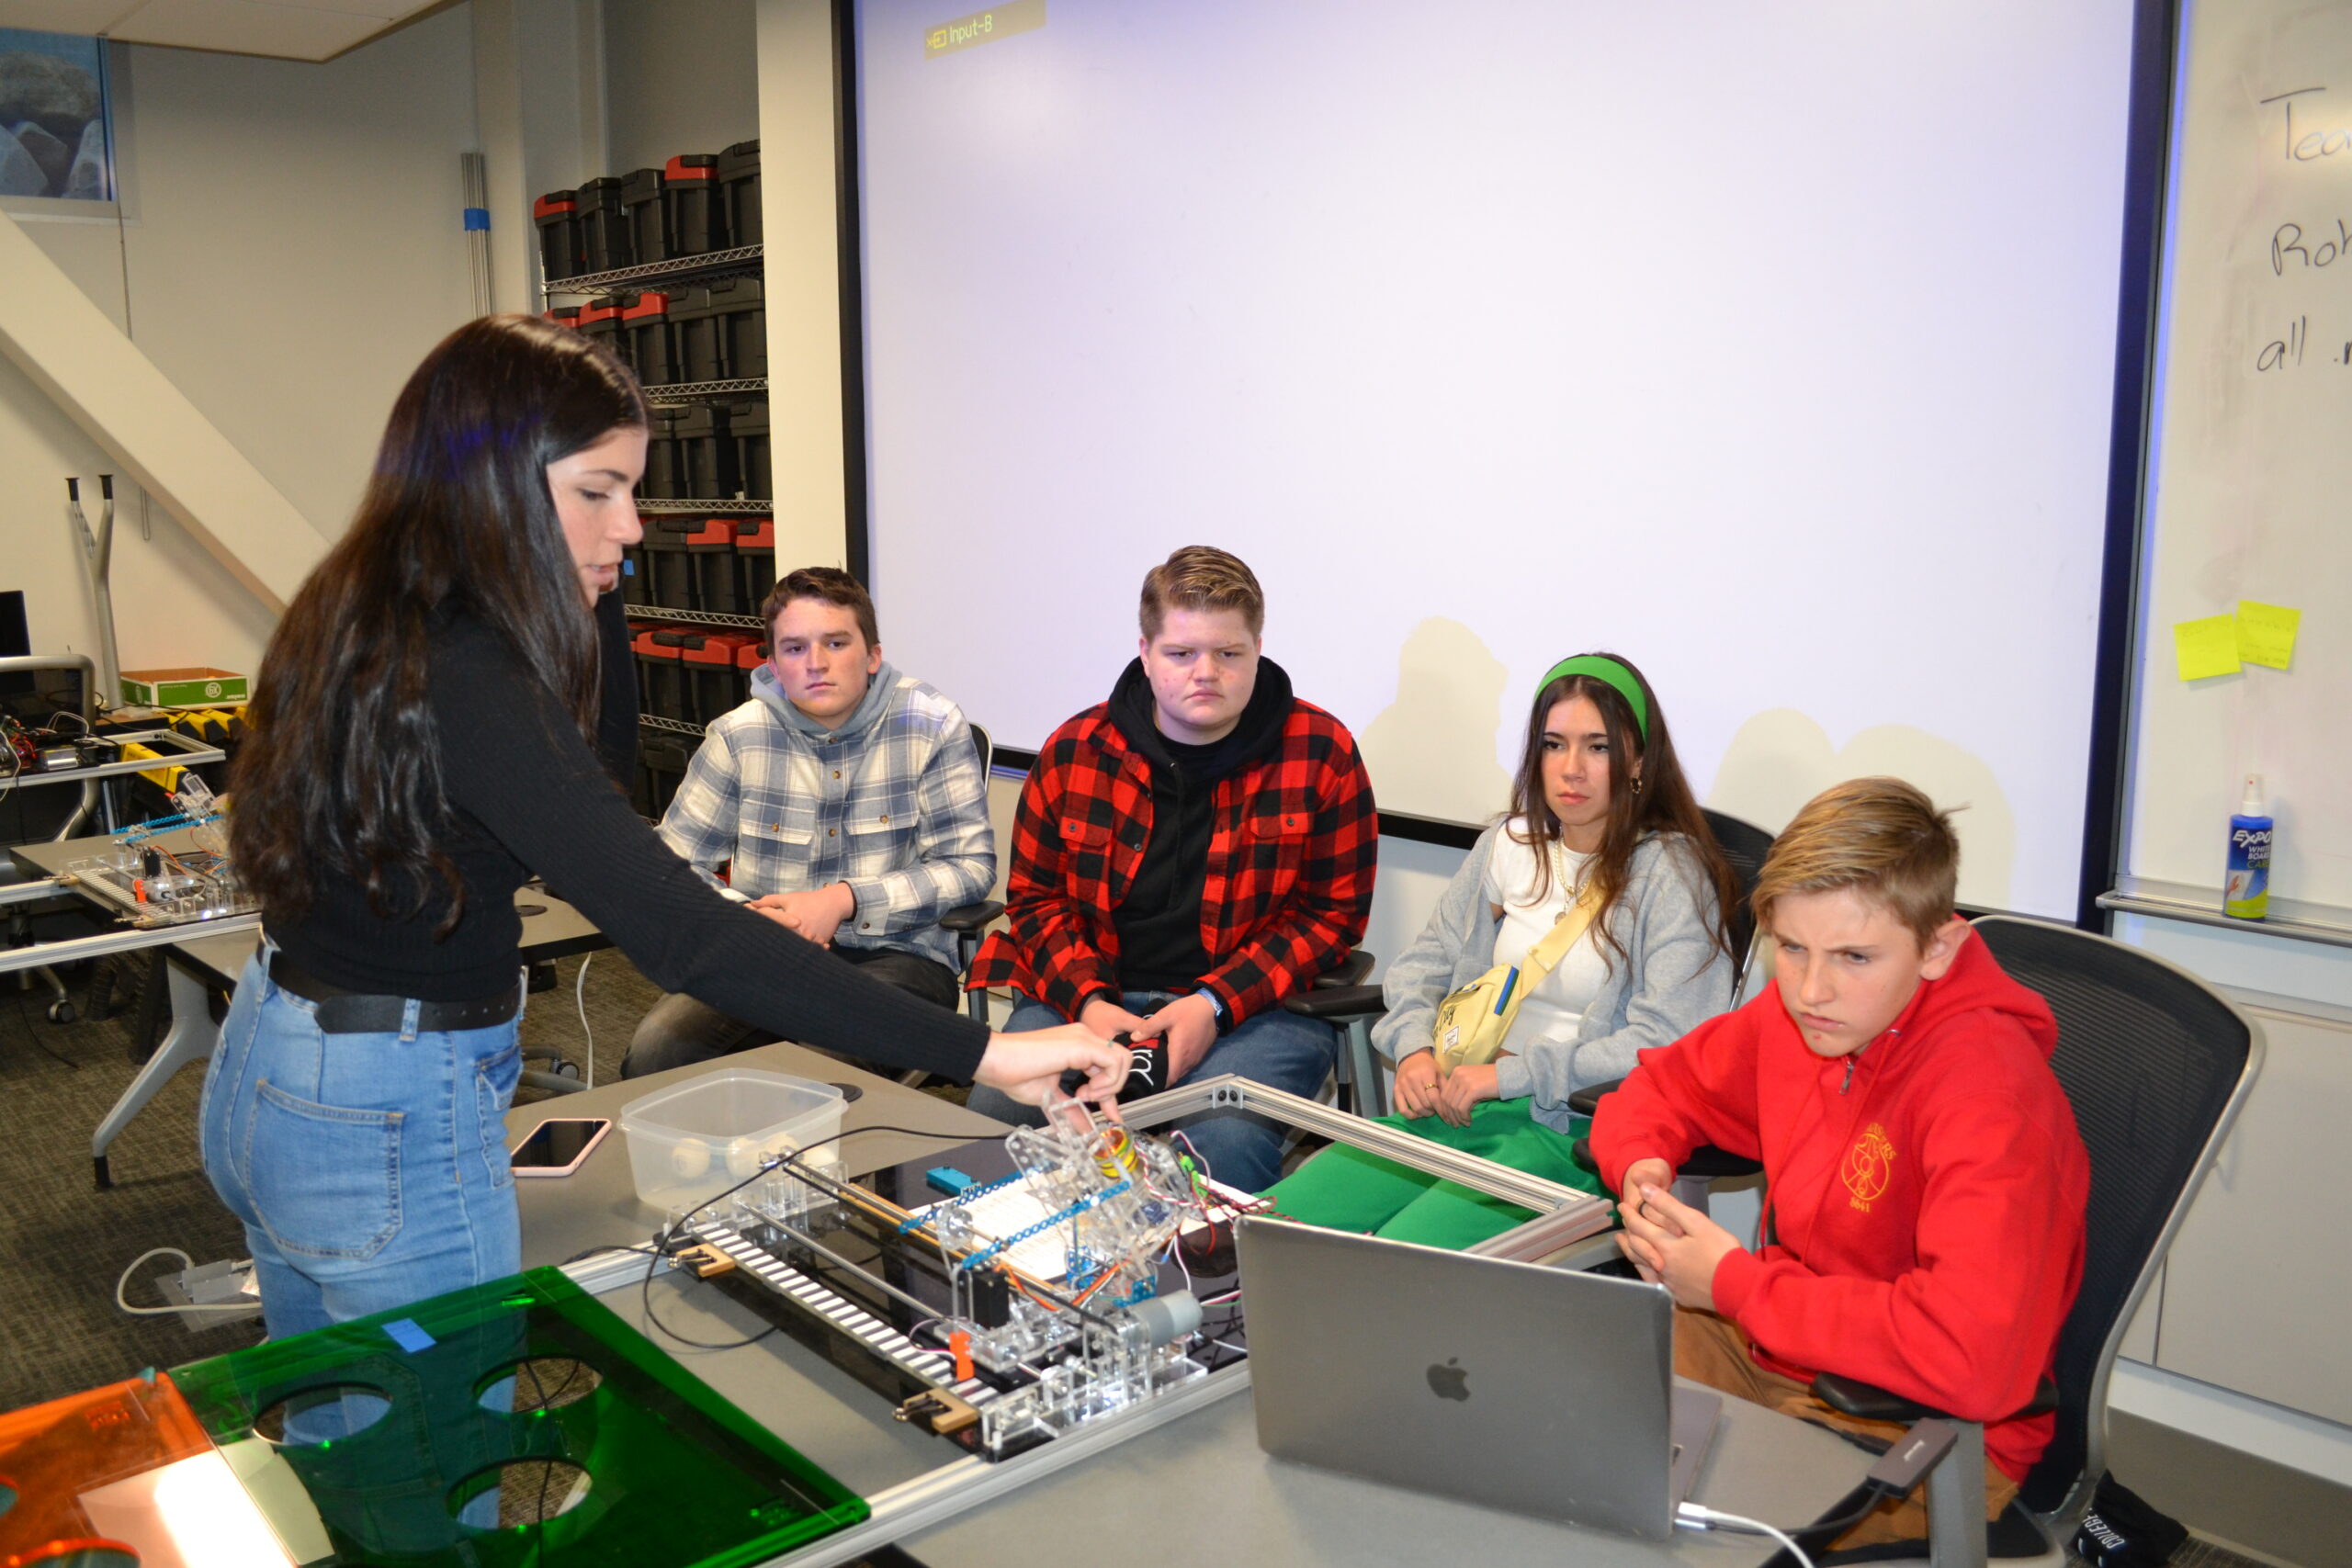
[1591,930,2088,1482]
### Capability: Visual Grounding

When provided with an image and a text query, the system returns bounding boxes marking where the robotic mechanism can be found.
[62,774,257,927]
[675,1092,1258,1461]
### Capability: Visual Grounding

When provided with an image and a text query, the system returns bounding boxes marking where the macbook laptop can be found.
[1238,1216,1720,1540]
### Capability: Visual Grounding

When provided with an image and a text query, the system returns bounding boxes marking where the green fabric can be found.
[1263,1100,1611,1251]
[1538,654,1649,739]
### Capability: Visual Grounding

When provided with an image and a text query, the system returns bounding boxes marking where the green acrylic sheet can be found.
[1263,1100,1610,1250]
[170,1267,867,1568]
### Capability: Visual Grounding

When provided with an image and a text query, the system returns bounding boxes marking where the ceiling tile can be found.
[0,3,146,32]
[268,0,428,17]
[106,0,387,60]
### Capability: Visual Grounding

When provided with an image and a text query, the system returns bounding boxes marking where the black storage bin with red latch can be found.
[676,403,738,502]
[669,286,724,384]
[644,517,747,614]
[636,720,693,818]
[735,515,775,615]
[577,296,629,372]
[727,400,770,502]
[735,632,767,700]
[545,304,582,334]
[681,629,760,725]
[639,519,698,610]
[576,175,630,274]
[694,519,751,614]
[631,623,693,721]
[707,276,765,379]
[664,153,724,256]
[718,140,761,248]
[534,190,583,281]
[621,166,670,265]
[639,410,687,502]
[621,544,650,609]
[618,291,676,385]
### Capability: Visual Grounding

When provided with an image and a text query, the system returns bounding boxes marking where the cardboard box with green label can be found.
[119,667,251,710]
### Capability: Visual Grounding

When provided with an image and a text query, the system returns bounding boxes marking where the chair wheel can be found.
[47,1000,76,1024]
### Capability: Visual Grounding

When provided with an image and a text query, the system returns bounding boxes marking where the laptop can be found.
[1237,1216,1720,1540]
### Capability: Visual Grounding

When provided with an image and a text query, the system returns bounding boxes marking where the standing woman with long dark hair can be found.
[205,316,1124,1337]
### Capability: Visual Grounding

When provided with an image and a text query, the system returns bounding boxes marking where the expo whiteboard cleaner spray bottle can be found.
[2225,773,2272,920]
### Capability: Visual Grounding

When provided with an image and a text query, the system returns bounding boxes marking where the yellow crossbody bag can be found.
[1432,881,1601,1075]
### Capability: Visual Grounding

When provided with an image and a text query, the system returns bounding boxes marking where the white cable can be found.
[574,952,595,1089]
[115,1247,259,1317]
[1676,1503,1815,1568]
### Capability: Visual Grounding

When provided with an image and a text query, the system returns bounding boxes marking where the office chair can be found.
[1797,915,2262,1568]
[936,721,1005,1028]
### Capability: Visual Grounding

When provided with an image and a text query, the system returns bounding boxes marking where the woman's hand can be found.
[1393,1049,1442,1118]
[975,1023,1128,1107]
[1434,1061,1501,1126]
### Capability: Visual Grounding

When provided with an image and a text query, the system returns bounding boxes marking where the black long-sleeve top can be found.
[269,590,990,1080]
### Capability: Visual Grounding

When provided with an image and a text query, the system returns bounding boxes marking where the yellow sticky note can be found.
[2173,615,2241,681]
[2235,601,2301,670]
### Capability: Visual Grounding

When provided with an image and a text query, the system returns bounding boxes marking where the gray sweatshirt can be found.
[1369,825,1735,1134]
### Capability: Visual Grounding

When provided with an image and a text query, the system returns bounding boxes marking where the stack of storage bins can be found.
[539,139,769,769]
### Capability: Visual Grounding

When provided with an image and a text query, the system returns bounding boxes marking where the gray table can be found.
[507,1039,1003,1273]
[10,830,611,1188]
[511,1050,1872,1567]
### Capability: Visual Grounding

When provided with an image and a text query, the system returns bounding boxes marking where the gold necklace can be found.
[1552,841,1589,904]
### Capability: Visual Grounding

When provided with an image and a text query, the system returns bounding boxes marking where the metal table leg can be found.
[92,956,219,1190]
[1927,1419,1991,1568]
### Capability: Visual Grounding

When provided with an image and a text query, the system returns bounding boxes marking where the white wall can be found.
[604,0,759,174]
[2,9,481,685]
[754,0,852,575]
[519,0,606,201]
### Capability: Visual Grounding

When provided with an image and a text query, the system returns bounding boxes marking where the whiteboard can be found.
[854,0,2142,919]
[2125,0,2352,911]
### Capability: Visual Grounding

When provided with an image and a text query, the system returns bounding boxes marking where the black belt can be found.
[268,953,521,1035]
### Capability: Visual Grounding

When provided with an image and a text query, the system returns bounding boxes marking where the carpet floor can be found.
[0,947,665,1410]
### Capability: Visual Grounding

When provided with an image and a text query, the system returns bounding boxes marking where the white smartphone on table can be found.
[510,1117,613,1178]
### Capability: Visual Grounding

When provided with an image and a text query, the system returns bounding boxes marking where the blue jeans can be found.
[967,990,1337,1193]
[198,949,526,1340]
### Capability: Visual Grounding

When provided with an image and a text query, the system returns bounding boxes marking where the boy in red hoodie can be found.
[1594,777,2088,1546]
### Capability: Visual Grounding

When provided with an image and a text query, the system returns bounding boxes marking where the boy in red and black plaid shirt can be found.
[967,547,1377,1190]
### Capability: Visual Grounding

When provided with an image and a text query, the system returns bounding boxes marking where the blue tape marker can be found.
[462,207,491,231]
[383,1318,435,1353]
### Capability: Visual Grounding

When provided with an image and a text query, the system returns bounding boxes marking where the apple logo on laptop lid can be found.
[1426,1357,1470,1403]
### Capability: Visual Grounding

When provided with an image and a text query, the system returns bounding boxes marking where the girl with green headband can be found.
[1265,652,1740,1244]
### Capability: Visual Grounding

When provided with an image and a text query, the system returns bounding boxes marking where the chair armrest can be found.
[1315,950,1374,988]
[1680,1146,1764,1180]
[1572,1137,1759,1187]
[1812,1372,1937,1424]
[937,900,1004,934]
[1565,1077,1760,1180]
[1566,1076,1626,1118]
[1283,984,1386,1021]
[1812,1372,2058,1424]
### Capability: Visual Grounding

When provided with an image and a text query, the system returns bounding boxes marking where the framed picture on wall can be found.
[0,28,112,202]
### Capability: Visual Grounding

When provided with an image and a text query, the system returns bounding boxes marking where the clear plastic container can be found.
[617,1068,845,1215]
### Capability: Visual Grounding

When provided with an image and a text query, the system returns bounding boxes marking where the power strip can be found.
[155,1258,263,1333]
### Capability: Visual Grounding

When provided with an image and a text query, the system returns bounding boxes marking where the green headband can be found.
[1538,655,1650,742]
